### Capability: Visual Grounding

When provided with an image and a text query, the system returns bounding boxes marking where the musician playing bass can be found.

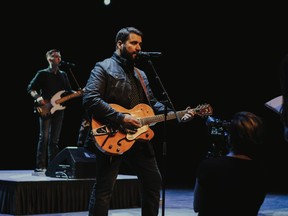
[27,49,76,173]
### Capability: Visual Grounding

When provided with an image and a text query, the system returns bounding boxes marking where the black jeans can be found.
[88,141,162,216]
[36,110,64,169]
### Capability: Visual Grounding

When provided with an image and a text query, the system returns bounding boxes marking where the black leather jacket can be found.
[83,52,169,125]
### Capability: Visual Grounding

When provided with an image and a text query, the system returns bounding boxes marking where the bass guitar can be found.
[91,103,213,155]
[35,90,83,119]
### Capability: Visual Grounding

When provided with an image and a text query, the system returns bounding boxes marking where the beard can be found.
[121,47,135,64]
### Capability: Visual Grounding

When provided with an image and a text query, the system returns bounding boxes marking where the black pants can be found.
[36,110,64,169]
[88,141,162,216]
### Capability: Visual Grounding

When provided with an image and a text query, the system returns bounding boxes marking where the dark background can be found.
[2,1,288,191]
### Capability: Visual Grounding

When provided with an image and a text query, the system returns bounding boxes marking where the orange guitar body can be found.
[91,104,155,155]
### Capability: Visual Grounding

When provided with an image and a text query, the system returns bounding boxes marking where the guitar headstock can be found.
[194,104,213,117]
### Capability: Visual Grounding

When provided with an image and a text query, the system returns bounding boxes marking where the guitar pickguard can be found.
[126,125,149,140]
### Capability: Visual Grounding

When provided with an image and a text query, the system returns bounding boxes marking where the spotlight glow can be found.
[104,0,111,5]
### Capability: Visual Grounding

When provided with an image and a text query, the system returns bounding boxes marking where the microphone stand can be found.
[67,66,82,91]
[145,58,181,216]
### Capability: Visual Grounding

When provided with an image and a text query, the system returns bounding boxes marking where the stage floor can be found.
[1,170,288,215]
[0,170,141,215]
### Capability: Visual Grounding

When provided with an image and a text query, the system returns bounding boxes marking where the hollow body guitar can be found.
[91,103,213,155]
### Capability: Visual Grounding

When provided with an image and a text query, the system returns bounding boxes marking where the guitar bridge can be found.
[91,125,117,136]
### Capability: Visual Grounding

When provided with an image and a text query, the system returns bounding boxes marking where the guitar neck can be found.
[56,91,82,104]
[140,104,212,126]
[141,110,187,125]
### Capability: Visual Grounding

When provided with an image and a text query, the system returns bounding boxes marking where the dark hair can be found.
[115,27,143,47]
[228,111,263,158]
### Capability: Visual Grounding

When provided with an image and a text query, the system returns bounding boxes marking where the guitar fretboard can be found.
[140,104,212,126]
[141,110,186,125]
[56,91,83,104]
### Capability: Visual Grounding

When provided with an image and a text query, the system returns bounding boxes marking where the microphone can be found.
[137,51,162,58]
[60,60,76,67]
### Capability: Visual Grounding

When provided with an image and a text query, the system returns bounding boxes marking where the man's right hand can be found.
[122,114,142,129]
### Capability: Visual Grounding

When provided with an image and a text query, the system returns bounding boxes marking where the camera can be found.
[206,116,231,138]
[205,116,231,157]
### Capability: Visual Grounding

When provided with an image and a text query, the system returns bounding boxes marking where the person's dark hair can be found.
[115,27,143,47]
[228,111,264,158]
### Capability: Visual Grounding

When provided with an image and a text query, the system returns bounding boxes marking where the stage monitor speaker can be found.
[45,146,97,179]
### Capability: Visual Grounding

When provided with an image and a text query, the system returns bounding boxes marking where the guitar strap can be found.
[134,67,151,106]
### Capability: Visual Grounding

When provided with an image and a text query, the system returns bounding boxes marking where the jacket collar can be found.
[112,52,134,71]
